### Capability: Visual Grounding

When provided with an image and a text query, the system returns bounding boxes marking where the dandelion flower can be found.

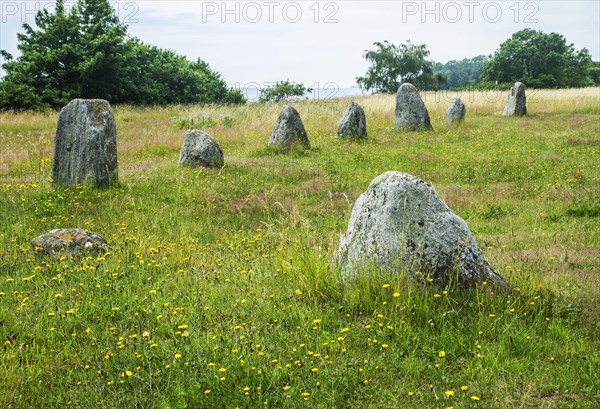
[174,353,182,359]
[393,292,400,297]
[445,390,455,396]
[204,389,211,395]
[470,395,480,401]
[341,327,350,333]
[438,351,446,358]
[311,367,319,373]
[460,385,469,391]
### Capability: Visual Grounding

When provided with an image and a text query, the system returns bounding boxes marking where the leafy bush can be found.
[258,80,312,103]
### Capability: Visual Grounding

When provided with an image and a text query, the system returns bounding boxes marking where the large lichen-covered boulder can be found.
[445,98,466,124]
[178,130,224,168]
[268,105,310,149]
[52,99,118,188]
[395,83,433,131]
[32,228,109,256]
[338,101,367,140]
[332,172,508,290]
[503,82,527,116]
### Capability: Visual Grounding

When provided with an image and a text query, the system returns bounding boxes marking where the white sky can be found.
[1,1,599,88]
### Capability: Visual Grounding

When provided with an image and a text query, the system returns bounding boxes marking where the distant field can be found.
[0,88,599,408]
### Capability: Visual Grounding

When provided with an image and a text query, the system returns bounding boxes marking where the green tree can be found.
[482,29,593,88]
[258,80,312,103]
[123,41,244,105]
[356,41,436,93]
[0,0,243,110]
[587,61,600,86]
[434,55,488,89]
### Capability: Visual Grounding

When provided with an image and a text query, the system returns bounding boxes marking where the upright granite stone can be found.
[52,99,118,188]
[445,98,466,124]
[503,82,527,116]
[338,101,367,140]
[32,228,109,256]
[178,130,224,168]
[332,172,508,290]
[395,83,433,131]
[268,105,310,149]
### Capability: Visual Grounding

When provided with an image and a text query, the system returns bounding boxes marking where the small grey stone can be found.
[445,98,466,124]
[338,101,367,140]
[503,82,527,116]
[395,83,433,131]
[332,171,508,290]
[32,228,109,256]
[268,105,310,149]
[52,99,118,188]
[178,130,224,168]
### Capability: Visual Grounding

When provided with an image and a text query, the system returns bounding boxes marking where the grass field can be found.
[0,88,599,408]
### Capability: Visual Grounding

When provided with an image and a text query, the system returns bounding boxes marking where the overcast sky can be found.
[1,1,599,88]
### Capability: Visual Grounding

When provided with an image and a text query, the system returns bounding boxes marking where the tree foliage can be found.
[356,41,441,93]
[481,29,593,88]
[258,80,312,103]
[0,0,243,110]
[434,56,487,89]
[587,61,600,86]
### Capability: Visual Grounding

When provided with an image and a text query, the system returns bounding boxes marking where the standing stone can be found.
[445,98,466,124]
[332,171,508,290]
[338,101,367,140]
[52,99,118,188]
[178,130,224,168]
[268,105,310,149]
[503,82,527,116]
[395,83,433,131]
[32,228,109,256]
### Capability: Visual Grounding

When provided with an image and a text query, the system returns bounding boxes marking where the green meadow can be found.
[0,88,599,408]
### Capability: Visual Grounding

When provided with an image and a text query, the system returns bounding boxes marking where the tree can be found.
[587,61,600,86]
[0,0,243,110]
[258,80,312,103]
[481,29,593,88]
[0,0,129,109]
[434,56,488,89]
[356,41,436,93]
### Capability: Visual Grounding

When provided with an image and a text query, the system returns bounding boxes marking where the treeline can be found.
[436,30,598,90]
[2,0,599,110]
[0,0,243,110]
[359,29,599,94]
[434,56,487,89]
